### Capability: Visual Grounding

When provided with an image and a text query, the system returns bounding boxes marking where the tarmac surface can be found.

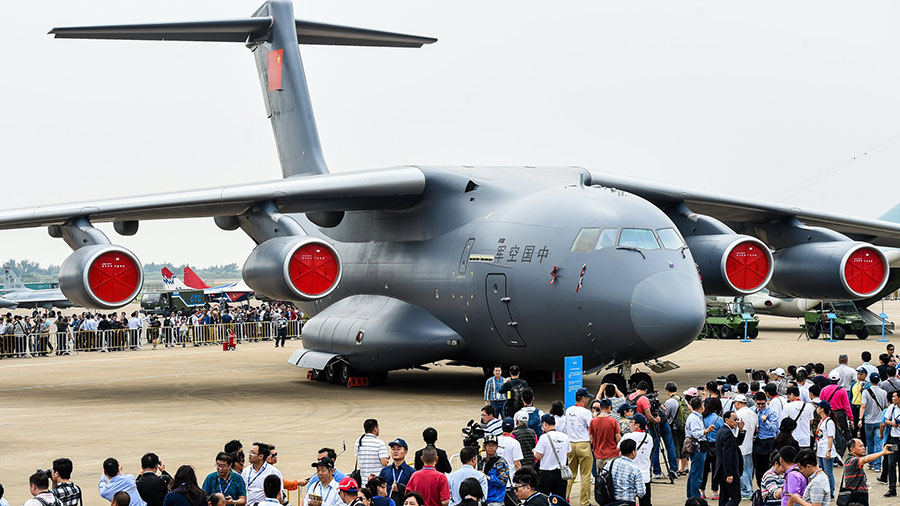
[3,301,900,506]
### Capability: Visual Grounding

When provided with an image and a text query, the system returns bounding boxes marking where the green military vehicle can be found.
[803,301,868,340]
[140,289,207,315]
[699,300,759,339]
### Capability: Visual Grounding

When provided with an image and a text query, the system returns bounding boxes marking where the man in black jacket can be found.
[135,453,172,506]
[714,411,745,506]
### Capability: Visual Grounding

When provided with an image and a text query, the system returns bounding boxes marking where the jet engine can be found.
[58,245,143,309]
[242,236,342,301]
[686,235,773,296]
[768,241,888,299]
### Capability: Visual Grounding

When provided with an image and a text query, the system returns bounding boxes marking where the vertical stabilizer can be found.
[161,268,189,291]
[183,266,211,289]
[251,0,328,178]
[4,266,26,291]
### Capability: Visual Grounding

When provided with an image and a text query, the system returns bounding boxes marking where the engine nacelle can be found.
[769,241,888,299]
[59,245,143,309]
[243,236,342,301]
[686,234,773,296]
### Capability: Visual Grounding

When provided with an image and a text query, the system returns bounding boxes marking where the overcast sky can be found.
[2,1,900,268]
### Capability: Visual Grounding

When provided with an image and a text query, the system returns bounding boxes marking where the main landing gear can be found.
[308,360,388,387]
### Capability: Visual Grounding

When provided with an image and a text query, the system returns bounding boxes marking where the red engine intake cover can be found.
[88,251,141,305]
[844,246,886,296]
[724,240,771,292]
[288,242,339,297]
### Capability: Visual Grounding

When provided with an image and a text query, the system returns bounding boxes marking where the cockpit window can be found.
[656,228,685,250]
[595,228,618,250]
[618,228,660,250]
[570,228,600,252]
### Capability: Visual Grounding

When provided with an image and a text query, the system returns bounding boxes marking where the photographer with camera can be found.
[25,470,58,506]
[98,458,146,506]
[50,458,82,506]
[136,453,171,506]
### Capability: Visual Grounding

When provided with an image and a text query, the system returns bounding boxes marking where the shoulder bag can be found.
[350,434,364,485]
[548,433,574,481]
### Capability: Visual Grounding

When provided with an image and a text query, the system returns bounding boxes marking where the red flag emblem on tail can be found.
[267,49,284,91]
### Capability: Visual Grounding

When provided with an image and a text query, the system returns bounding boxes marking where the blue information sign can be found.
[564,356,583,409]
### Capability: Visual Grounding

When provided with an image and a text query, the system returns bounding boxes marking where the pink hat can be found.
[683,387,699,397]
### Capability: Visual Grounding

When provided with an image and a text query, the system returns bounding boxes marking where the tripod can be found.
[648,421,676,484]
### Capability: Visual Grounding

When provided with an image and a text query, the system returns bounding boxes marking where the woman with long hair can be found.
[549,400,566,432]
[365,477,395,506]
[164,465,206,506]
[773,418,800,453]
[815,402,837,496]
[700,397,724,500]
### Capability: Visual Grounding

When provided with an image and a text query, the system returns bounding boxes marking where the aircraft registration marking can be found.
[494,238,550,263]
[468,254,495,263]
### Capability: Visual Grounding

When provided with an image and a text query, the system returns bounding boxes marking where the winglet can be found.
[880,203,900,224]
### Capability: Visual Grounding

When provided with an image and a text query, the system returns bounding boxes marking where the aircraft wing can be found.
[586,170,900,248]
[0,167,425,230]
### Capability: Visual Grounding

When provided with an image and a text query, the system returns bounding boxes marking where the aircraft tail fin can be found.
[49,0,436,179]
[3,266,25,291]
[183,266,211,289]
[880,203,900,224]
[161,267,188,290]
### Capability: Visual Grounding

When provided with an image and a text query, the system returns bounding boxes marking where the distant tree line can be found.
[2,259,241,282]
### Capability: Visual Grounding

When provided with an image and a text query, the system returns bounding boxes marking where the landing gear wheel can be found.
[601,373,626,394]
[749,327,759,339]
[833,325,847,340]
[325,361,341,384]
[629,372,654,392]
[340,362,352,385]
[723,326,735,340]
[856,327,869,340]
[807,325,820,339]
[309,369,326,382]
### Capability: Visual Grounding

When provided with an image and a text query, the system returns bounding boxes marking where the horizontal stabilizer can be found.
[881,203,900,224]
[49,18,436,47]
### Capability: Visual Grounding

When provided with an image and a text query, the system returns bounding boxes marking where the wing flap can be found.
[0,166,425,230]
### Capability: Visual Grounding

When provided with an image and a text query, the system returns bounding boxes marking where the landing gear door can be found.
[485,273,526,347]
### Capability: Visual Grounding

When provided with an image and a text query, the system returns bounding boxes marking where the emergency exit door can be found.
[485,273,526,347]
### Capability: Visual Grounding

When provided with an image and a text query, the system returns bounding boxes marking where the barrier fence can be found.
[0,320,304,358]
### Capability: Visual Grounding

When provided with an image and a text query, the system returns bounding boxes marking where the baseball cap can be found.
[828,371,840,381]
[857,367,868,374]
[483,434,498,445]
[338,477,359,493]
[733,394,748,404]
[721,384,732,393]
[631,413,648,429]
[311,457,335,469]
[683,387,699,397]
[871,373,881,383]
[388,438,408,450]
[617,403,635,415]
[815,400,831,411]
[514,411,529,424]
[575,387,594,399]
[501,417,515,432]
[771,367,786,377]
[541,413,556,425]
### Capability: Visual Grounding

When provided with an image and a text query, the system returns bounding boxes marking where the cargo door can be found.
[485,273,526,347]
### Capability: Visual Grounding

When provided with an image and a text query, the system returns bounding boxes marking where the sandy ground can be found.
[3,301,900,506]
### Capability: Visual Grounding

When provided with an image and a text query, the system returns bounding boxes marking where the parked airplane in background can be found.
[161,267,253,303]
[1,0,900,386]
[0,267,72,310]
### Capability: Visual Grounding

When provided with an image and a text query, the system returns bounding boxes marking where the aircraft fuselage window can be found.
[570,228,601,252]
[618,228,660,250]
[656,228,685,250]
[595,228,618,250]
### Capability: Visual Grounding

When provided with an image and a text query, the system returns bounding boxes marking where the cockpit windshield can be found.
[570,228,600,252]
[656,228,685,250]
[618,228,660,250]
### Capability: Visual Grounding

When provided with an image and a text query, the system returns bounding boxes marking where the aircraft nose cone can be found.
[630,270,705,356]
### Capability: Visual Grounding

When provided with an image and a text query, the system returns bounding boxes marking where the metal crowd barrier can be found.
[0,320,304,358]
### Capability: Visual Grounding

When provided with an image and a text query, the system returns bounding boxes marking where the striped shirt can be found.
[53,482,83,506]
[605,457,645,503]
[484,376,506,402]
[355,433,389,487]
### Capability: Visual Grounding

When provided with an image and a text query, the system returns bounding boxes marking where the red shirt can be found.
[821,384,854,422]
[589,414,620,459]
[628,392,651,416]
[405,467,450,506]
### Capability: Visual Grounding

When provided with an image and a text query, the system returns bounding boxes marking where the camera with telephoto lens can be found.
[36,469,52,480]
[461,419,486,448]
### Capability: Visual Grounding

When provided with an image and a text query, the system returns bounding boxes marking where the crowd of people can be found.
[0,302,304,358]
[6,348,900,506]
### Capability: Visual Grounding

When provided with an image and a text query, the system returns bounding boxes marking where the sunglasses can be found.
[270,453,278,457]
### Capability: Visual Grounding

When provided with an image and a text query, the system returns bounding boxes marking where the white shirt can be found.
[620,431,652,483]
[242,463,283,504]
[533,430,571,471]
[768,396,786,427]
[303,476,341,506]
[23,493,56,506]
[830,364,857,390]
[355,434,389,487]
[563,405,592,442]
[128,317,142,329]
[784,400,814,446]
[497,434,524,482]
[859,362,879,382]
[886,405,900,438]
[815,418,836,458]
[736,406,757,456]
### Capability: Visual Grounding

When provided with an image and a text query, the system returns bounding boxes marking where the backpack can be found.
[674,395,690,431]
[750,489,765,506]
[594,457,618,506]
[527,408,543,437]
[505,380,527,416]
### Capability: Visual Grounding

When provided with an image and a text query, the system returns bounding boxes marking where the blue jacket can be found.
[99,474,147,506]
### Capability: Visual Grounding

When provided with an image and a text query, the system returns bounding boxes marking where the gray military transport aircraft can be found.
[1,0,900,386]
